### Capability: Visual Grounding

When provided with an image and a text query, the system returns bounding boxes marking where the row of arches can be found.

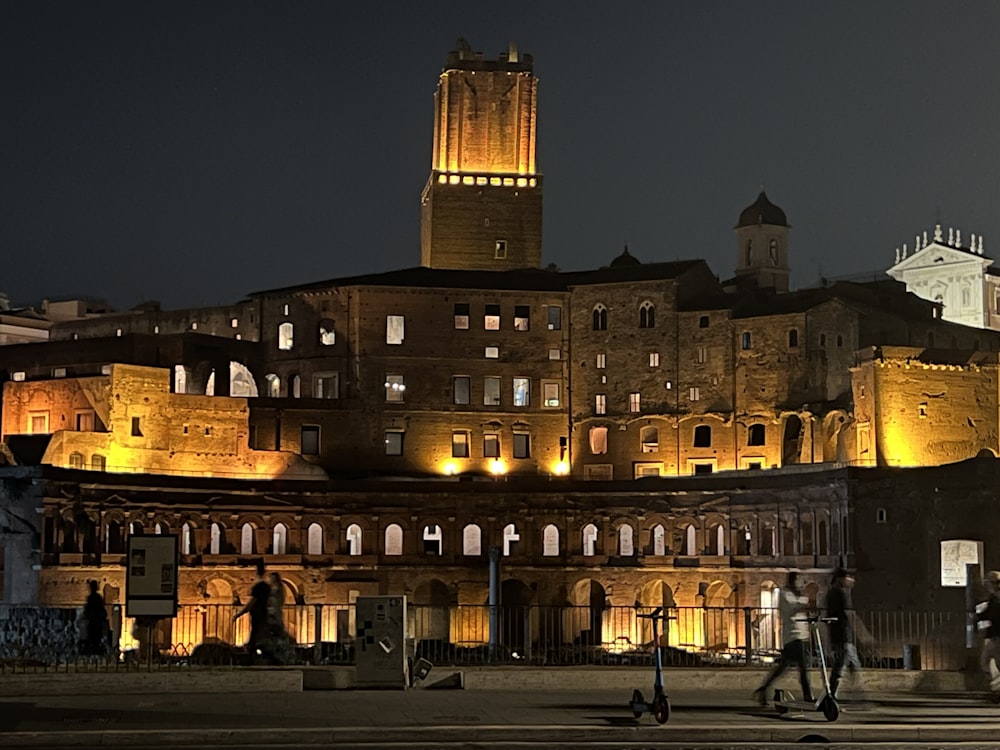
[51,510,843,560]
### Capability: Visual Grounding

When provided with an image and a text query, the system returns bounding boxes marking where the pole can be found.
[489,545,500,663]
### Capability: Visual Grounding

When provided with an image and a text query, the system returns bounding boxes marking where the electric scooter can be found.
[772,615,840,722]
[629,604,673,724]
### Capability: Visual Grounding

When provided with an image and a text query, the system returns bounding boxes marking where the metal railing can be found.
[0,603,968,672]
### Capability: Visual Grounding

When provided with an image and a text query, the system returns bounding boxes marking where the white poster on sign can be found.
[126,535,179,616]
[940,539,982,587]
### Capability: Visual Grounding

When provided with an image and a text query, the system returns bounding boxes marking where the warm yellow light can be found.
[528,178,537,187]
[438,174,447,184]
[442,461,459,476]
[490,177,501,186]
[516,177,527,187]
[502,177,514,187]
[448,175,460,185]
[476,176,487,186]
[462,175,474,185]
[488,459,507,475]
[552,461,569,476]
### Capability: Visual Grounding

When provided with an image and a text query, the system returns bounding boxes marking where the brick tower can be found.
[420,39,543,271]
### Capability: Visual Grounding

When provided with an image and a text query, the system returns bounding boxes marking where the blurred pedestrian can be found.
[754,572,814,706]
[976,570,1000,700]
[264,571,293,664]
[80,579,109,656]
[233,560,270,664]
[826,567,861,699]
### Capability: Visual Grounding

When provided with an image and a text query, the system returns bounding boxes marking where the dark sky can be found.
[5,1,1000,311]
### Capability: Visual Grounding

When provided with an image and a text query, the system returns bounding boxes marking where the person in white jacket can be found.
[754,571,814,706]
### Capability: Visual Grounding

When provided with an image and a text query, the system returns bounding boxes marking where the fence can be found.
[0,603,967,672]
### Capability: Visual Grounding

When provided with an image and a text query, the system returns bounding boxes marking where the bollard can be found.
[903,643,921,670]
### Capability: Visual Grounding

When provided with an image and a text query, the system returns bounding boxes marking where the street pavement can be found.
[3,682,1000,748]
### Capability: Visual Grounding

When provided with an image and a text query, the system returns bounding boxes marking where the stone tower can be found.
[734,190,790,293]
[420,39,543,271]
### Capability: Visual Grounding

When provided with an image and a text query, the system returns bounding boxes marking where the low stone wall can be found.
[0,606,81,663]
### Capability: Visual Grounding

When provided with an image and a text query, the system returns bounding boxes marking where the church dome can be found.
[609,245,640,267]
[736,191,788,228]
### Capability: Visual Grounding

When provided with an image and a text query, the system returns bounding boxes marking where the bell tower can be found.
[420,39,543,271]
[734,190,790,293]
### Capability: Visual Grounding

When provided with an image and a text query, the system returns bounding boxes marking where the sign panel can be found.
[126,534,179,617]
[940,539,982,587]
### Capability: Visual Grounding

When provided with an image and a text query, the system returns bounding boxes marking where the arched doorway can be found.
[411,579,451,655]
[782,415,803,465]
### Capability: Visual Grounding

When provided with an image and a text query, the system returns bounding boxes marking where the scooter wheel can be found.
[653,694,670,724]
[821,695,840,722]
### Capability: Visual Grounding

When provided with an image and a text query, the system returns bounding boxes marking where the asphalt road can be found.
[3,687,1000,748]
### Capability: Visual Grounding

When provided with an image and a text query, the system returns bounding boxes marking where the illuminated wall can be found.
[3,364,327,480]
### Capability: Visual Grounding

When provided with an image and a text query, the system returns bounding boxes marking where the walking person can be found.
[826,567,862,700]
[233,560,271,664]
[976,570,1000,700]
[263,571,293,664]
[80,579,109,656]
[754,572,814,706]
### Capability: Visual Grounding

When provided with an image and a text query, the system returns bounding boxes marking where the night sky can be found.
[5,1,1000,311]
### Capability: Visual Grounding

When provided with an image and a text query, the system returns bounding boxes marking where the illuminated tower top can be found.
[431,38,538,177]
[421,40,543,271]
[734,190,790,293]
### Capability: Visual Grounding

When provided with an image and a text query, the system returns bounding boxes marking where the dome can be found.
[736,191,787,228]
[609,245,640,267]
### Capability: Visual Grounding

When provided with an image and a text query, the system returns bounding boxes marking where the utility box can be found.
[355,595,408,688]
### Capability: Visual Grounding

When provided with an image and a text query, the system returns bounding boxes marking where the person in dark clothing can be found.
[233,560,271,664]
[826,568,861,699]
[754,571,814,706]
[81,579,109,656]
[976,570,1000,697]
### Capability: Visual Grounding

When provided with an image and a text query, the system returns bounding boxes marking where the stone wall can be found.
[0,606,83,662]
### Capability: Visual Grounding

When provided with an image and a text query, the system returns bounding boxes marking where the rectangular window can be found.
[484,304,501,330]
[484,376,501,406]
[513,433,530,459]
[697,346,707,363]
[454,303,470,330]
[548,348,561,360]
[11,371,25,382]
[483,433,500,458]
[741,332,752,350]
[629,392,641,412]
[485,346,499,358]
[75,411,94,432]
[513,377,530,407]
[596,353,606,369]
[314,372,339,399]
[53,367,66,378]
[589,426,608,455]
[494,240,507,259]
[689,386,700,401]
[452,431,469,458]
[453,376,470,405]
[28,411,48,434]
[385,431,404,456]
[542,381,560,407]
[385,374,405,402]
[301,425,320,455]
[131,417,142,437]
[547,305,562,330]
[386,315,405,345]
[595,394,606,415]
[514,305,530,331]
[649,352,659,367]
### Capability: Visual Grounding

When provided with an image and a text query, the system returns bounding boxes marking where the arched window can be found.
[319,319,336,345]
[105,520,122,554]
[423,524,442,556]
[694,425,712,447]
[384,523,403,555]
[272,522,288,555]
[173,365,190,394]
[683,524,697,556]
[582,523,598,556]
[745,239,753,265]
[307,523,323,555]
[639,301,655,329]
[741,332,752,350]
[210,522,222,554]
[240,523,255,554]
[788,329,798,347]
[290,375,301,398]
[618,525,634,556]
[542,524,559,556]
[650,523,667,555]
[462,524,482,556]
[768,238,778,265]
[91,454,106,471]
[710,523,726,555]
[641,426,659,453]
[68,452,84,469]
[346,524,363,556]
[181,522,193,555]
[748,424,766,446]
[154,522,167,535]
[699,315,709,328]
[277,322,294,351]
[592,304,607,331]
[502,523,519,556]
[265,373,280,397]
